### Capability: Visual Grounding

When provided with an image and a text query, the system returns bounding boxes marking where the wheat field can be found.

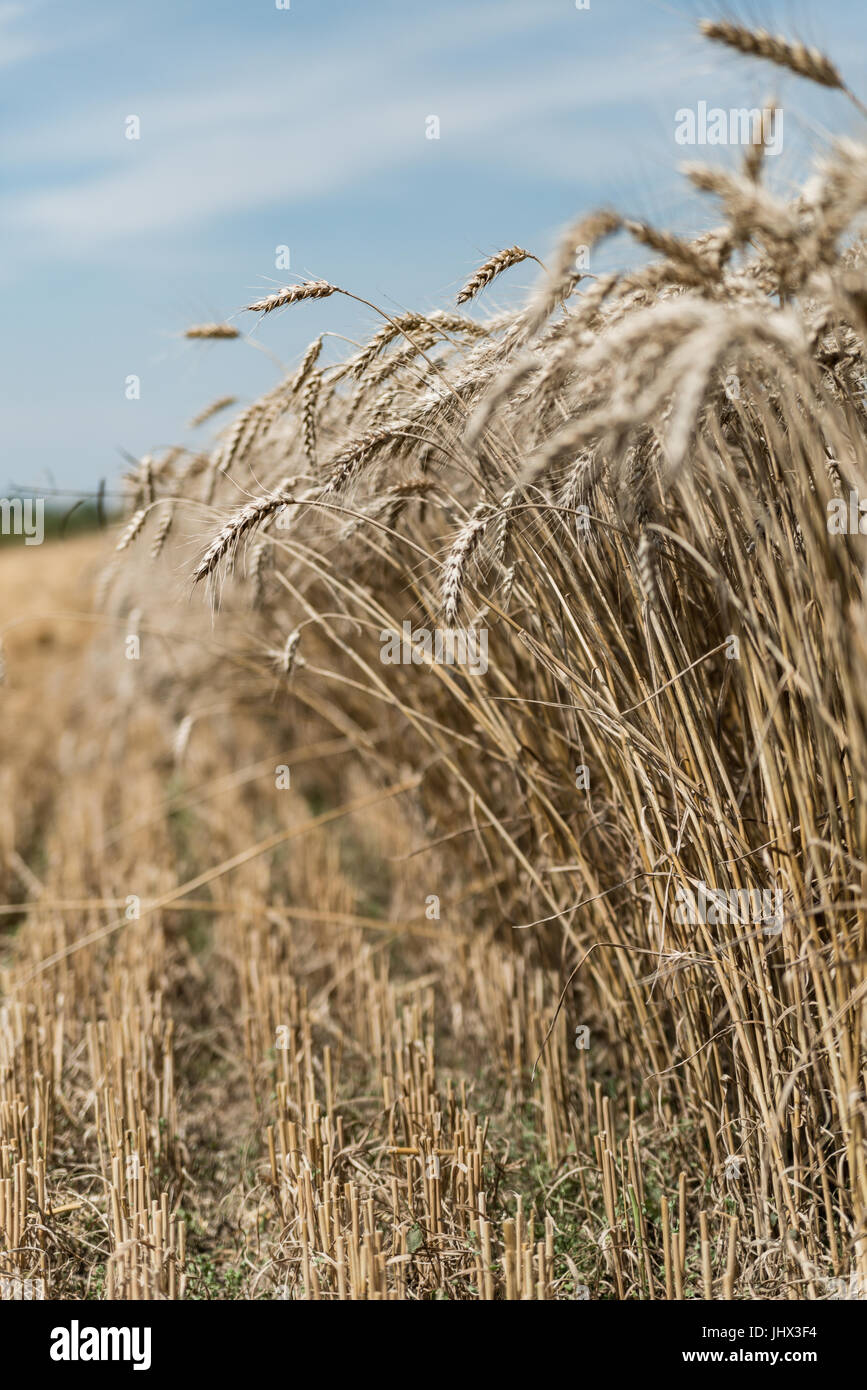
[2,22,867,1303]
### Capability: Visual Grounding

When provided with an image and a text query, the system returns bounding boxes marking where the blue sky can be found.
[3,0,866,495]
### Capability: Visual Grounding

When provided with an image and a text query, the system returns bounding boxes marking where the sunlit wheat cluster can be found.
[2,22,867,1302]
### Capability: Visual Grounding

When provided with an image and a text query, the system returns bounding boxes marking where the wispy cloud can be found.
[0,1,48,67]
[4,28,687,254]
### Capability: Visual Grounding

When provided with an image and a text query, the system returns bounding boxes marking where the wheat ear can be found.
[699,19,867,117]
[189,395,237,429]
[301,372,321,467]
[320,424,404,497]
[193,480,298,582]
[150,503,175,560]
[116,505,156,552]
[456,247,535,306]
[245,281,337,315]
[524,211,620,336]
[184,323,240,339]
[699,21,842,88]
[442,503,491,626]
